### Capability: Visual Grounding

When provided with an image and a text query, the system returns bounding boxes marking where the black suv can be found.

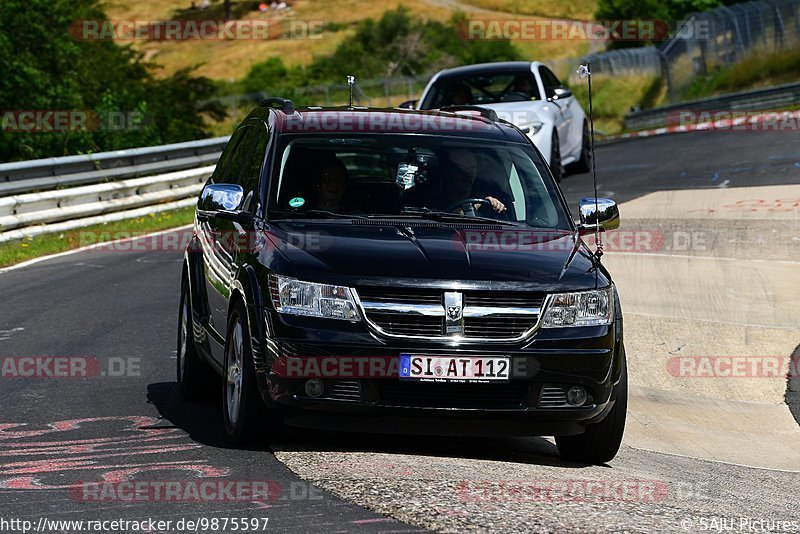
[178,99,626,463]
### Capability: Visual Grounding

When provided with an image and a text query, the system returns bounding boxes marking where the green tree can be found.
[240,7,522,100]
[595,0,743,47]
[0,0,224,162]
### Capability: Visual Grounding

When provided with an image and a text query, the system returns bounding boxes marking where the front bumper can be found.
[254,310,623,437]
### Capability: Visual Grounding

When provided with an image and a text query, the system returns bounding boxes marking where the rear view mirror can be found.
[398,100,417,109]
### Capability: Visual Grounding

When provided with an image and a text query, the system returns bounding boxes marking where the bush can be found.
[239,8,523,99]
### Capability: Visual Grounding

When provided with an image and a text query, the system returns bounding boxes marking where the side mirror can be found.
[548,87,572,101]
[578,198,620,232]
[198,183,251,224]
[398,99,417,109]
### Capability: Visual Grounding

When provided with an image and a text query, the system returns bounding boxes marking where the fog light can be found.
[304,379,325,398]
[566,386,588,406]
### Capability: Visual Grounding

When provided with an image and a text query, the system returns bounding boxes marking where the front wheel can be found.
[177,278,210,400]
[566,121,592,175]
[222,299,281,445]
[555,350,627,464]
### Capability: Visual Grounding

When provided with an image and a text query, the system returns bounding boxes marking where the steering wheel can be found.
[446,198,494,216]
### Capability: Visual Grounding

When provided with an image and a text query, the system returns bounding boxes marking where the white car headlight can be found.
[270,275,361,321]
[541,287,614,327]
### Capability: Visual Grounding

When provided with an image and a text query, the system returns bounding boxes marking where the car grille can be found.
[368,314,443,337]
[376,380,530,409]
[356,287,545,341]
[463,316,541,339]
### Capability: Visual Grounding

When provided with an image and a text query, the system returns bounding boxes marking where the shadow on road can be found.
[147,381,594,468]
[273,426,593,469]
[146,381,271,451]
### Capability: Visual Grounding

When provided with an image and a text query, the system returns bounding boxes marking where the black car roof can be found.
[264,107,529,143]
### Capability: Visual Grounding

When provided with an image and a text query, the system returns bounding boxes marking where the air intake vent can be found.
[326,380,363,402]
[539,386,568,408]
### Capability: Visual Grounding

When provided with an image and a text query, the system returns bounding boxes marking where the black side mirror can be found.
[398,99,417,109]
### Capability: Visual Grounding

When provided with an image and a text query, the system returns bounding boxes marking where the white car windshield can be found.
[420,71,540,108]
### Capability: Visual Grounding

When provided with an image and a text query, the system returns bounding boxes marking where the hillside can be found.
[102,0,599,81]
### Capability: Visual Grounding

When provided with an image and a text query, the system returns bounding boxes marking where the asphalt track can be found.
[0,131,798,533]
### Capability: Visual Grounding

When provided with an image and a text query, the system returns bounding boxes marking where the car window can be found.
[233,122,269,213]
[270,134,570,230]
[419,71,541,108]
[211,126,254,184]
[539,67,562,98]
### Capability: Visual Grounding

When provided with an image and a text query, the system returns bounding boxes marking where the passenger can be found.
[312,157,348,212]
[450,83,473,106]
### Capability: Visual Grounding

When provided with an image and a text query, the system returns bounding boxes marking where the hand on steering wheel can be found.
[446,197,507,216]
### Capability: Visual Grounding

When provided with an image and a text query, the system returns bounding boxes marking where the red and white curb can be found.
[601,109,800,142]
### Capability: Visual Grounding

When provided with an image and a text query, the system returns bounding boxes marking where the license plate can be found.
[399,354,510,382]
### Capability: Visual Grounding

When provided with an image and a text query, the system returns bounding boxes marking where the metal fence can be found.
[215,77,431,111]
[579,0,800,100]
[0,137,229,242]
[293,76,430,107]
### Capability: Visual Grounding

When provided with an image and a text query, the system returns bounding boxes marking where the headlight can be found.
[269,275,361,321]
[541,287,614,327]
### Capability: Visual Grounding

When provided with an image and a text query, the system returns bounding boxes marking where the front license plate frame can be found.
[398,354,511,382]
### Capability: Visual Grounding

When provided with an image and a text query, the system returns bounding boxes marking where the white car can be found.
[409,61,592,181]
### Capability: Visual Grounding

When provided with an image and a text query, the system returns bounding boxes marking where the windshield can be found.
[419,71,540,109]
[269,134,570,229]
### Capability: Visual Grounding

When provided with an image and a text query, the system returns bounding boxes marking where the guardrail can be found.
[0,137,230,243]
[624,81,800,131]
[0,136,229,196]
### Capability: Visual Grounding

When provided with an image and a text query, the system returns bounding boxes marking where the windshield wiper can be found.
[271,209,366,220]
[392,206,526,226]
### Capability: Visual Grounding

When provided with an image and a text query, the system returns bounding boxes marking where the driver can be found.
[512,75,536,99]
[443,149,506,214]
[450,83,472,106]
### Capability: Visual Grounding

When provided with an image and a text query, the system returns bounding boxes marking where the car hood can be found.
[477,101,549,127]
[260,221,605,291]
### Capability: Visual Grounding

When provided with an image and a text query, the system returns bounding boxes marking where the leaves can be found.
[0,0,225,161]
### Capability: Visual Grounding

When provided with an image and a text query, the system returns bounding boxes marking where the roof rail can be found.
[261,97,295,114]
[438,105,498,122]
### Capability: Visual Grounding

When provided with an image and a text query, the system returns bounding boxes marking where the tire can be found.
[177,277,210,400]
[222,299,281,445]
[555,350,628,464]
[549,130,564,183]
[566,121,592,175]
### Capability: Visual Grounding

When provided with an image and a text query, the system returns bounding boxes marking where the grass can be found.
[0,207,195,268]
[104,0,454,80]
[682,46,800,100]
[569,74,667,134]
[103,0,597,81]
